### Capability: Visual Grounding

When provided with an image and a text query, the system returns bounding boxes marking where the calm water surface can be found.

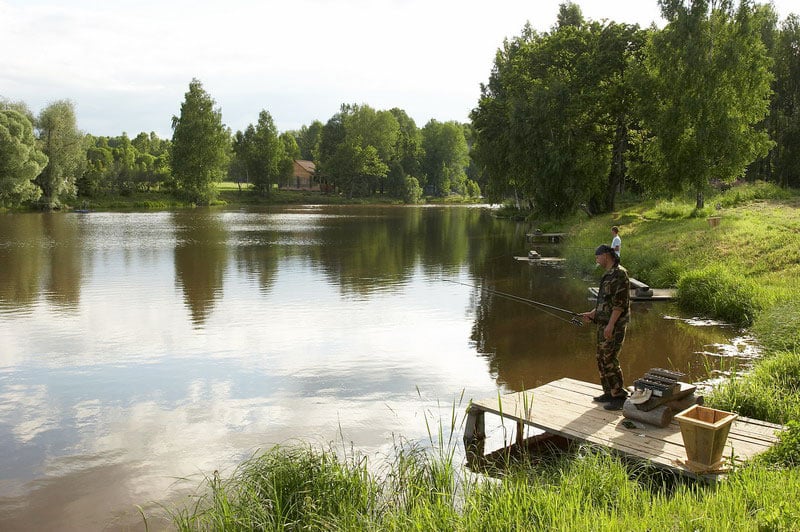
[0,206,754,530]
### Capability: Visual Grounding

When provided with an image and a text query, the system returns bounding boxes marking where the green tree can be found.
[471,7,644,216]
[170,78,230,204]
[251,110,286,196]
[387,108,423,197]
[421,120,470,197]
[770,13,800,187]
[295,120,324,161]
[278,132,300,187]
[35,100,84,208]
[317,104,395,197]
[0,108,47,206]
[631,0,773,208]
[78,136,113,197]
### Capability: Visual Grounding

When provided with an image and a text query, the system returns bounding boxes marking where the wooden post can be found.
[516,419,525,446]
[463,405,486,462]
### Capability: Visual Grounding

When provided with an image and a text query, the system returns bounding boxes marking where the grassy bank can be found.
[167,434,800,530]
[161,182,800,530]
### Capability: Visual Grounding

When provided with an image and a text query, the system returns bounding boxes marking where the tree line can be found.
[2,0,798,214]
[472,0,800,217]
[0,79,479,209]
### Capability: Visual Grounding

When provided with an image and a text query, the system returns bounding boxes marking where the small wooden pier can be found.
[588,277,677,301]
[464,378,784,479]
[514,256,566,265]
[526,232,566,244]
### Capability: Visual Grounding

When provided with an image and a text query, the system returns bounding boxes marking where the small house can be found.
[282,160,319,191]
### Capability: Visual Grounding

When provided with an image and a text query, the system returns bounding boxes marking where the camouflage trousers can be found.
[595,323,627,396]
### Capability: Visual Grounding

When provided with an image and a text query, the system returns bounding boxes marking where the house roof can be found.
[295,160,315,173]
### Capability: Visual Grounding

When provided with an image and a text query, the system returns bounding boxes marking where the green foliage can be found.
[677,265,763,326]
[632,1,774,207]
[317,104,396,198]
[0,108,46,206]
[420,119,470,197]
[752,301,800,353]
[167,438,800,531]
[707,350,800,424]
[232,110,289,196]
[471,12,645,216]
[402,175,423,204]
[35,99,85,207]
[714,180,791,207]
[759,421,800,468]
[78,133,171,198]
[170,78,230,204]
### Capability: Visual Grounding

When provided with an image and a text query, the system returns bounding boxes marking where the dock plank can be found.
[468,378,784,477]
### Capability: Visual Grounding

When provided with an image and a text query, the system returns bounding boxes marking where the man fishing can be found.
[580,244,630,411]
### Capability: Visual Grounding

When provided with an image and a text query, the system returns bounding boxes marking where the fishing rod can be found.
[445,279,584,327]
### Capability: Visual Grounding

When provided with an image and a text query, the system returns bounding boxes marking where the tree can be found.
[35,100,84,208]
[170,78,230,204]
[78,136,113,197]
[770,13,800,187]
[421,120,470,197]
[631,0,773,208]
[471,7,645,216]
[278,132,300,187]
[0,108,47,206]
[387,108,423,197]
[232,110,289,196]
[295,120,324,161]
[317,104,395,197]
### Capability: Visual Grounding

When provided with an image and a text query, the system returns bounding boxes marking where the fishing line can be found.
[444,279,583,327]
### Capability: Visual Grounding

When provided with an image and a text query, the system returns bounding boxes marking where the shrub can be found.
[403,176,423,204]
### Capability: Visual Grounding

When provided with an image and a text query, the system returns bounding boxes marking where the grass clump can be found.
[677,265,764,327]
[752,300,800,352]
[170,444,379,530]
[706,350,800,424]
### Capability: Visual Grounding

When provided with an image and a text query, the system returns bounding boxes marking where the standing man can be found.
[611,226,621,258]
[580,244,631,410]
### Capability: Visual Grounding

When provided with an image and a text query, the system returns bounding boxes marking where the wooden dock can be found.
[588,286,676,301]
[526,232,566,244]
[464,378,784,479]
[588,277,676,301]
[514,256,566,265]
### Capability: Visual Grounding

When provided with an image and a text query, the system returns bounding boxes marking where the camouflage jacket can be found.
[595,265,630,326]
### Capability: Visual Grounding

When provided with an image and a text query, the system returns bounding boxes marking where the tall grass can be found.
[706,350,800,424]
[677,265,764,327]
[165,438,800,531]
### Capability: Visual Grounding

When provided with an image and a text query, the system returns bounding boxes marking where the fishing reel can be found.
[569,315,584,327]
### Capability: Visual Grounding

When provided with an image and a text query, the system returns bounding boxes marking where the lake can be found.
[0,206,755,530]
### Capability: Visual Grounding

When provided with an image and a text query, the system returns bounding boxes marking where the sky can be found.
[1,0,796,138]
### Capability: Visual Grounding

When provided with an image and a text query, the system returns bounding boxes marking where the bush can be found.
[677,265,762,326]
[403,176,423,204]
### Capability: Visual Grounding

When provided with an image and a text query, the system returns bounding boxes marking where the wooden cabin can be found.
[282,160,319,191]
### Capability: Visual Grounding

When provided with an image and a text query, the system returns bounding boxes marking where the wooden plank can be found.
[468,378,783,476]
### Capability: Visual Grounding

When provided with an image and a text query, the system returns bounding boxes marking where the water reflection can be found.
[173,211,229,326]
[0,206,753,531]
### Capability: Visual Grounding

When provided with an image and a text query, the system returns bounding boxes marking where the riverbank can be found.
[142,181,797,529]
[13,182,481,212]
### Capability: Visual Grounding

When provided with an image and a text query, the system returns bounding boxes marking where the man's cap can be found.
[630,388,653,405]
[595,244,615,256]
